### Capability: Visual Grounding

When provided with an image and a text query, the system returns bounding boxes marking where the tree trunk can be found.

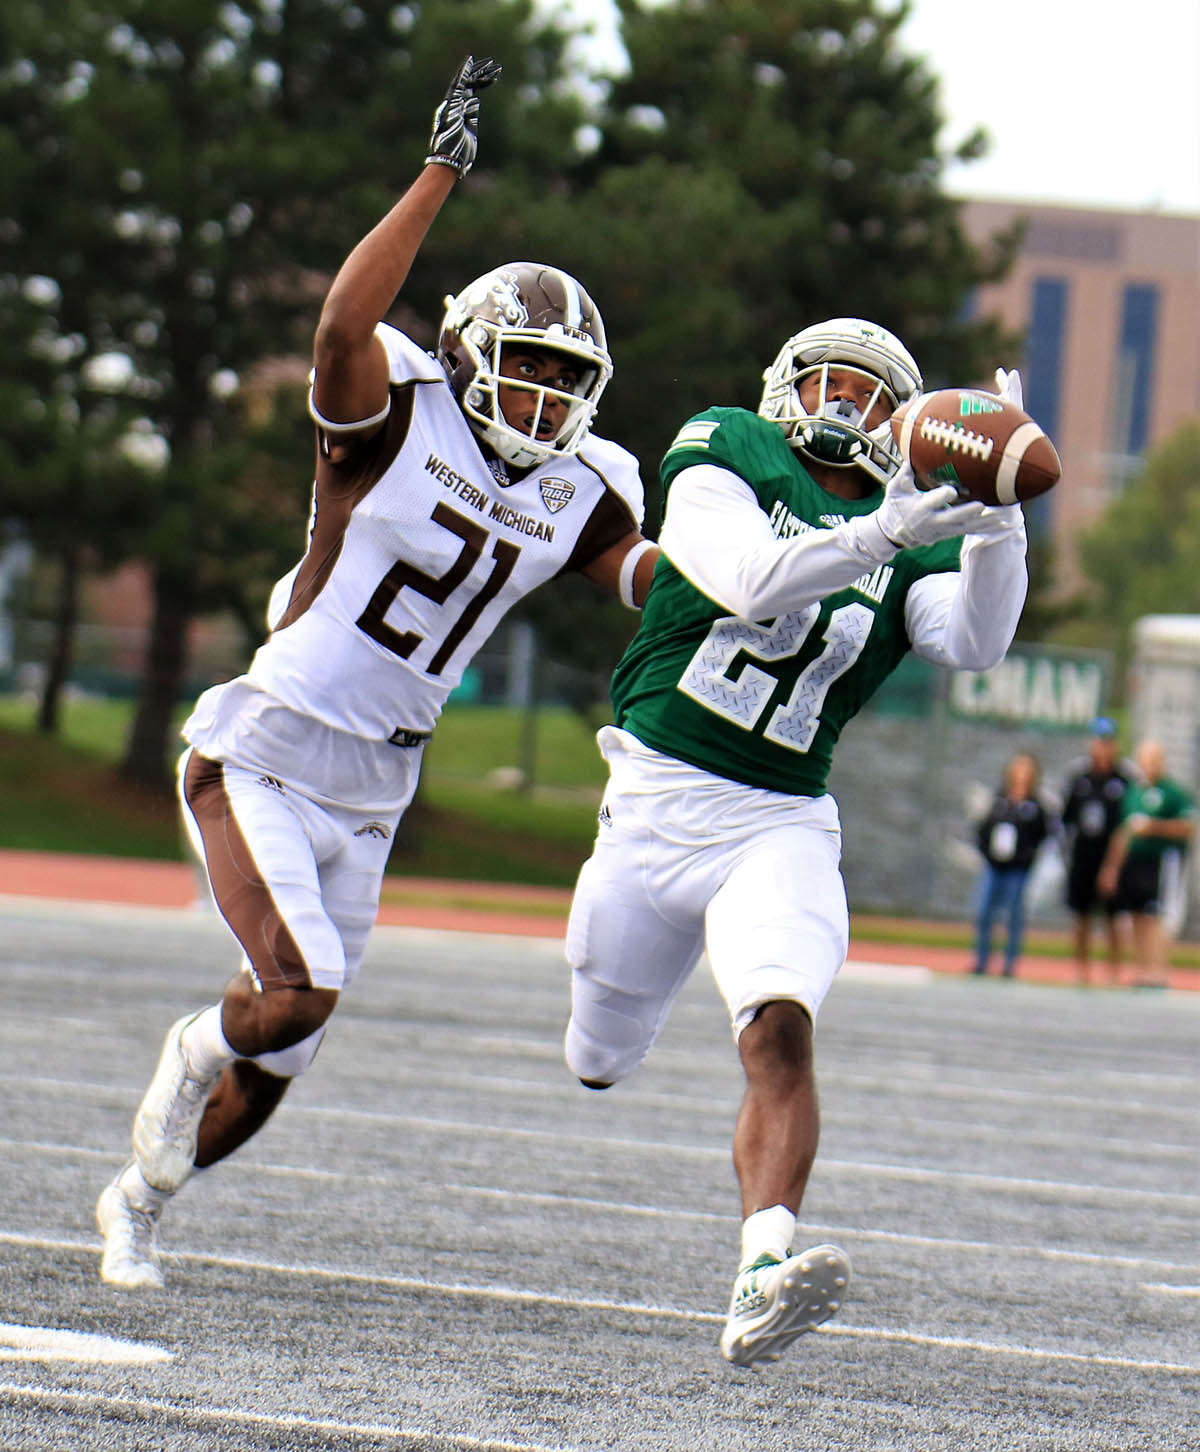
[36,542,82,736]
[119,570,194,791]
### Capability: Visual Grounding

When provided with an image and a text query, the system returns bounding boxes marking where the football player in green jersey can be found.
[564,317,1030,1366]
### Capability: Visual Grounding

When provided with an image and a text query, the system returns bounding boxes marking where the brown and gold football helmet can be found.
[438,262,613,469]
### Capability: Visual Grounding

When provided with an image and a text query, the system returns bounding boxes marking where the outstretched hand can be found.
[426,55,503,179]
[876,463,1015,550]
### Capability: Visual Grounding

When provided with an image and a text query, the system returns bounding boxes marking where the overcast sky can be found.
[553,0,1200,216]
[898,0,1200,214]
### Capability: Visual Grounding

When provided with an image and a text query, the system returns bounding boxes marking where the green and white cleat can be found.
[719,1243,850,1367]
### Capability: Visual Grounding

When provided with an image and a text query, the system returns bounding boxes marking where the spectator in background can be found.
[970,752,1055,978]
[1098,739,1195,989]
[1060,717,1135,987]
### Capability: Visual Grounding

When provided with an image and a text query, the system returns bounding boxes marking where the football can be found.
[890,388,1061,506]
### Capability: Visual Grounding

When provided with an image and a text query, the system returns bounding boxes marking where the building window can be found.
[1115,283,1159,460]
[1026,277,1067,438]
[1025,277,1068,537]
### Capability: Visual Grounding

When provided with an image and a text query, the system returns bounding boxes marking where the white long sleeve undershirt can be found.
[657,463,1027,672]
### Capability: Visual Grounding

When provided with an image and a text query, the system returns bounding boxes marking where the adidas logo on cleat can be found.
[730,1258,777,1316]
[720,1244,851,1368]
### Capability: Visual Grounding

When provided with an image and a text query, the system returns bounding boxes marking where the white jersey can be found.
[184,323,644,807]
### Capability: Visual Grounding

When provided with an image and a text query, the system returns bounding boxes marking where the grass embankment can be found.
[0,695,605,887]
[0,698,185,860]
[5,694,1200,965]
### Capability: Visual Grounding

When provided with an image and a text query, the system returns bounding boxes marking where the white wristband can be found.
[617,538,657,610]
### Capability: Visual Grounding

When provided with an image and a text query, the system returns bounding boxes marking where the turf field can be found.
[0,900,1196,1450]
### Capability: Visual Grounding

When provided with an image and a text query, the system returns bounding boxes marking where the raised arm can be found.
[310,56,502,431]
[902,364,1031,669]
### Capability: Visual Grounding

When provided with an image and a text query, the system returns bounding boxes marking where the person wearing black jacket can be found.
[970,752,1054,978]
[1060,717,1134,985]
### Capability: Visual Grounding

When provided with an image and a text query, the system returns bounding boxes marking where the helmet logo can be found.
[490,273,529,325]
[538,477,575,513]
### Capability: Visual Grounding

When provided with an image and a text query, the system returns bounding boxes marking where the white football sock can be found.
[739,1204,797,1270]
[180,1005,237,1079]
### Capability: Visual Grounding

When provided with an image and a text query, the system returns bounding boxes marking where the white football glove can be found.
[875,462,1007,550]
[994,366,1023,409]
[964,496,1028,544]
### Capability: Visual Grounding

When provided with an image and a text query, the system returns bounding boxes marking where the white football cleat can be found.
[719,1243,850,1367]
[132,1014,218,1192]
[96,1179,165,1290]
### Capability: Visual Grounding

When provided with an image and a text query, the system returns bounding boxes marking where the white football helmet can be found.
[437,262,613,470]
[759,317,923,483]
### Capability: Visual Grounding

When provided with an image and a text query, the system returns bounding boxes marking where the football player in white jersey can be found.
[563,319,1029,1365]
[96,56,659,1290]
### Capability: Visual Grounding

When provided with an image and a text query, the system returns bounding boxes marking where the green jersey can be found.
[1120,775,1195,861]
[611,407,961,797]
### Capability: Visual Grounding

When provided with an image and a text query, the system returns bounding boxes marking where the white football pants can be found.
[564,728,849,1086]
[178,747,417,993]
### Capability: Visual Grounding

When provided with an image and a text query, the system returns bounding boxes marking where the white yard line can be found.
[4,1067,1195,1144]
[261,1108,1200,1207]
[0,1231,1194,1377]
[442,1184,1200,1273]
[0,1382,567,1452]
[2,1115,1195,1207]
[0,1325,171,1366]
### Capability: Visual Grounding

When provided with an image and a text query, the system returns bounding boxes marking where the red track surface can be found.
[1,847,1195,990]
